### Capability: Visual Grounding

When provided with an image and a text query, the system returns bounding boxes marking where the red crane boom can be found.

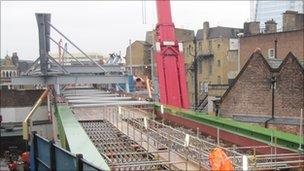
[155,0,189,109]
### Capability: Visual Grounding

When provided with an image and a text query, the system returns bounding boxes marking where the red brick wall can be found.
[220,53,304,135]
[275,55,304,118]
[240,29,304,68]
[0,90,45,107]
[221,53,272,116]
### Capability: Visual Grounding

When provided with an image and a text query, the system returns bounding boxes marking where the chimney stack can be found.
[244,21,260,36]
[12,52,19,67]
[203,21,209,40]
[265,19,277,33]
[283,10,304,31]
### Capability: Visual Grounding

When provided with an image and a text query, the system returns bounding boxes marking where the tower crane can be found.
[155,0,189,109]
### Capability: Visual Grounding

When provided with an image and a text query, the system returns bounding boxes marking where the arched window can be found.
[9,71,12,77]
[2,71,5,77]
[6,71,9,78]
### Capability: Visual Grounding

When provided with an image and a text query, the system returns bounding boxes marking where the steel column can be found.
[36,13,51,75]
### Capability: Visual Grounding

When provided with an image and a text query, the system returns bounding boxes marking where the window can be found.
[198,61,203,74]
[208,40,212,52]
[198,42,202,51]
[199,81,203,92]
[268,48,275,58]
[203,82,209,93]
[208,59,213,75]
[217,60,221,67]
[217,44,220,48]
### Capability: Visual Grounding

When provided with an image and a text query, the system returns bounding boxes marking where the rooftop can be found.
[196,26,243,40]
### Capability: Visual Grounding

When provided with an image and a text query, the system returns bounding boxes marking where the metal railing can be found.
[23,88,49,140]
[31,132,104,171]
[117,106,304,170]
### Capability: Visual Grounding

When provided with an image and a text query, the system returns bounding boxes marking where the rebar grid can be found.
[73,103,303,170]
[80,120,171,170]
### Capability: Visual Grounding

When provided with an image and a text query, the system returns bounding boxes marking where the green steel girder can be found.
[54,104,110,170]
[154,104,304,152]
[54,104,69,150]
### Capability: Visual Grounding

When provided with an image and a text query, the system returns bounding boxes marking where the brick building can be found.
[194,22,242,112]
[0,53,34,89]
[220,52,304,135]
[240,11,304,68]
[283,10,304,32]
[125,41,152,78]
[196,22,242,87]
[127,28,195,103]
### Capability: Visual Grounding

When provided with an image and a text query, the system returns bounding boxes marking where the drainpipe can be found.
[129,39,133,75]
[193,38,198,108]
[265,39,278,128]
[265,76,276,128]
[274,38,277,59]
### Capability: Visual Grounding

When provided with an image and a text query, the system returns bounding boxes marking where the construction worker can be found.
[209,147,234,171]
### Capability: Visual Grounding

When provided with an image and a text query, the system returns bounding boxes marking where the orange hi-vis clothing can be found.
[209,147,234,171]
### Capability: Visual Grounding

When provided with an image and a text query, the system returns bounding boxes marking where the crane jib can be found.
[155,0,190,109]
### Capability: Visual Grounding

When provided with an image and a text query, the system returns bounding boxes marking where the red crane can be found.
[155,0,189,109]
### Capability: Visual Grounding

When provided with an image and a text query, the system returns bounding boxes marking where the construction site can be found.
[1,0,303,171]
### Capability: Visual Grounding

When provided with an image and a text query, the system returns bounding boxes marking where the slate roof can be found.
[18,60,34,73]
[267,58,283,69]
[196,26,243,40]
[136,40,152,46]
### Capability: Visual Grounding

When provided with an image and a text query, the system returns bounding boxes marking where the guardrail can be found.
[30,132,104,171]
[154,103,304,152]
[23,88,49,140]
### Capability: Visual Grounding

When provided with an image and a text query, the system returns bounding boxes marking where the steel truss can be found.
[10,13,129,89]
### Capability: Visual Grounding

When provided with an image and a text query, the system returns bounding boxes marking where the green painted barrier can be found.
[155,103,304,152]
[55,104,110,170]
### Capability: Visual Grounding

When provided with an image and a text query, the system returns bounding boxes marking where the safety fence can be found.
[96,106,304,170]
[30,133,104,171]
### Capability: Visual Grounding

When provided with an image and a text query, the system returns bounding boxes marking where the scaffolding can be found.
[64,88,303,170]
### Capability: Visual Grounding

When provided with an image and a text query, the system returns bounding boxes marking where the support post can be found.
[55,84,60,95]
[242,155,248,171]
[36,13,51,75]
[299,108,303,151]
[196,127,199,138]
[32,131,38,171]
[49,140,56,171]
[76,154,83,171]
[217,127,220,146]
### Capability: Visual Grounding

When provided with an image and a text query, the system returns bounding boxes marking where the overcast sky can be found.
[1,1,250,60]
